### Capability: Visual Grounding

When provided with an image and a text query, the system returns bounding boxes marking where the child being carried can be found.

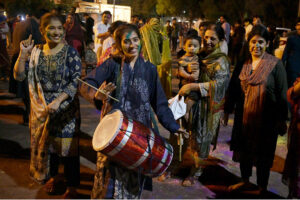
[178,35,201,121]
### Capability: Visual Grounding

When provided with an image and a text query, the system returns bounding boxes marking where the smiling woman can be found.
[13,13,82,199]
[224,25,288,194]
[79,23,187,199]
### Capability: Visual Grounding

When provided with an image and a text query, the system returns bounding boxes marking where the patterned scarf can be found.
[28,46,50,183]
[239,53,278,143]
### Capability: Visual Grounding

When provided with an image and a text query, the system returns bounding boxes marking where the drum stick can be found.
[77,77,119,102]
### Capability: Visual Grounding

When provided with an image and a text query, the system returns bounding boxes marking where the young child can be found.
[178,35,201,121]
[85,40,97,75]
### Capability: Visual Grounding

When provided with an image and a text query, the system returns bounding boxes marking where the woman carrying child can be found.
[178,23,230,186]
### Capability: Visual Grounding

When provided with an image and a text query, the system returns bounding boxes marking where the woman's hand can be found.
[178,84,192,96]
[94,81,116,101]
[222,113,229,126]
[20,34,34,55]
[47,99,61,114]
[175,127,189,139]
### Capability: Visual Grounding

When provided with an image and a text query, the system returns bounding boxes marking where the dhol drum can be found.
[92,109,173,177]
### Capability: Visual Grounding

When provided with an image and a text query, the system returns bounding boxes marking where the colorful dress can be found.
[80,56,179,198]
[283,77,300,198]
[28,44,82,182]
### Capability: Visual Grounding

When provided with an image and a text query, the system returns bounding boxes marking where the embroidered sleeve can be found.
[62,49,82,99]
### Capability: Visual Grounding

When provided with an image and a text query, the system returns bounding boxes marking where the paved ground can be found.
[0,54,290,199]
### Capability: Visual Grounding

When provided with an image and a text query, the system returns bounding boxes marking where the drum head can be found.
[92,110,123,151]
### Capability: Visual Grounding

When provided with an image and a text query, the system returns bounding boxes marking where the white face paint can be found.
[249,35,267,59]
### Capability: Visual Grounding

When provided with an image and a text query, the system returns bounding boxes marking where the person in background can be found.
[224,25,288,195]
[99,20,126,65]
[282,76,300,198]
[274,37,287,59]
[13,13,82,198]
[282,17,300,87]
[85,40,97,75]
[171,18,179,52]
[64,13,85,57]
[130,14,139,26]
[93,10,111,61]
[0,14,10,81]
[230,20,245,66]
[83,13,94,42]
[244,18,253,41]
[220,15,231,44]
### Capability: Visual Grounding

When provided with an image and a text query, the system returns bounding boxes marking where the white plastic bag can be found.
[168,95,186,120]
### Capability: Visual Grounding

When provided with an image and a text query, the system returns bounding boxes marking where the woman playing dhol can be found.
[80,23,188,199]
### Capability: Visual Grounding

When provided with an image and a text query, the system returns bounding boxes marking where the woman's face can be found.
[121,30,141,59]
[43,19,64,45]
[203,29,219,52]
[249,35,267,58]
[66,15,74,24]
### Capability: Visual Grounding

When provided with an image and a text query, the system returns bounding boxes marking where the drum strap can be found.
[150,108,160,136]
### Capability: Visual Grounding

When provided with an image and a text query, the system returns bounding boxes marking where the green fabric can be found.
[140,18,162,66]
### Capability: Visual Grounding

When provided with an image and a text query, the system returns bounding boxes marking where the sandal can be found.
[157,171,171,182]
[63,188,78,199]
[182,176,196,187]
[44,178,57,195]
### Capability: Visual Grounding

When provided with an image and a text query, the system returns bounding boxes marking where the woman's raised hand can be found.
[94,81,116,101]
[20,34,34,54]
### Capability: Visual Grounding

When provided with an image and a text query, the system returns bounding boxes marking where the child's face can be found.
[185,39,200,56]
[88,42,95,50]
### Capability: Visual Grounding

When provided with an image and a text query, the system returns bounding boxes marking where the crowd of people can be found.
[1,3,300,199]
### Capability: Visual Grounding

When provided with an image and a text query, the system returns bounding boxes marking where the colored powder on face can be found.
[46,32,51,39]
[126,31,132,40]
[138,44,141,52]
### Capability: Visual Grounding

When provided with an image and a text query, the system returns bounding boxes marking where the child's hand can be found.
[187,62,199,73]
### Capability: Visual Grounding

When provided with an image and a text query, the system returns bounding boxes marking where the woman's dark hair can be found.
[206,23,225,41]
[108,21,127,34]
[40,13,64,33]
[113,23,141,52]
[247,25,269,42]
